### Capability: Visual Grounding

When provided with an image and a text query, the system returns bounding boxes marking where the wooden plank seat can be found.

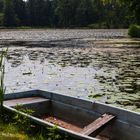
[80,113,115,136]
[4,97,49,107]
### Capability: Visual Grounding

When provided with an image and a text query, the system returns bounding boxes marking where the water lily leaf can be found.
[89,93,104,98]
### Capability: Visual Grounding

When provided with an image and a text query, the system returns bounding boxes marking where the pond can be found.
[0,29,140,111]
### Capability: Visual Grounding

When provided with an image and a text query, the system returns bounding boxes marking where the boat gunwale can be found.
[4,89,140,126]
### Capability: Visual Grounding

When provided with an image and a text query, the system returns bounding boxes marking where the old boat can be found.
[3,90,140,140]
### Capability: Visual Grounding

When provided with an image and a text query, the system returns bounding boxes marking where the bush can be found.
[128,24,140,38]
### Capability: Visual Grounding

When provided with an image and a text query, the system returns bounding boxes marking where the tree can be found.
[128,0,140,24]
[26,0,36,26]
[34,0,46,26]
[38,0,56,26]
[3,0,18,26]
[55,0,77,27]
[75,0,94,26]
[0,0,4,26]
[27,0,50,26]
[101,0,130,28]
[0,0,136,28]
[0,0,4,12]
[115,0,140,24]
[102,0,140,24]
[13,0,27,26]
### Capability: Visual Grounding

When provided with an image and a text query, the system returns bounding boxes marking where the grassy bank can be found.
[0,116,59,140]
[0,121,29,140]
[0,110,45,140]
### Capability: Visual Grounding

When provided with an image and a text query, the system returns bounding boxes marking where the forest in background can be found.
[0,0,139,28]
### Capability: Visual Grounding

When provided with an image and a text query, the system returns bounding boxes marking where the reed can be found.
[0,49,7,115]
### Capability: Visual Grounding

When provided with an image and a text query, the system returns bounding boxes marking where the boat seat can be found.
[80,113,115,136]
[4,97,50,107]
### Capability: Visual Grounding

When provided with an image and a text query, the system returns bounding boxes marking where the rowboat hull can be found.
[4,90,140,140]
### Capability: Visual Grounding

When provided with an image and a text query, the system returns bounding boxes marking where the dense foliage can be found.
[128,24,140,38]
[0,0,135,28]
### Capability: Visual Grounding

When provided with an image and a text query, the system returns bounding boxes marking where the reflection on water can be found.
[0,29,139,111]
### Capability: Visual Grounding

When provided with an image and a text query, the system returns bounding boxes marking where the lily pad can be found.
[88,93,105,99]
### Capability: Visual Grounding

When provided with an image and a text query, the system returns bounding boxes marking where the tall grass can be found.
[0,49,7,115]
